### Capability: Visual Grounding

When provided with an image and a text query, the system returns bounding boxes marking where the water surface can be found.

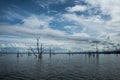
[0,54,120,80]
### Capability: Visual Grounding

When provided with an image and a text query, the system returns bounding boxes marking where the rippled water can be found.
[0,54,120,80]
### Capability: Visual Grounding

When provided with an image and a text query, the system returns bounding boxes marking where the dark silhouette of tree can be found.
[36,37,40,54]
[17,50,19,58]
[30,47,37,57]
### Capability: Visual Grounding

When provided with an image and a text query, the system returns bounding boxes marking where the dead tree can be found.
[49,48,52,58]
[30,37,44,58]
[38,44,43,58]
[117,44,120,50]
[27,49,31,56]
[30,47,37,57]
[49,48,52,54]
[36,37,40,54]
[91,44,95,52]
[95,43,99,53]
[17,50,19,58]
[36,37,43,58]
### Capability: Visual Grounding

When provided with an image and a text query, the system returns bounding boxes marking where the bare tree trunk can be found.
[30,47,37,57]
[41,44,43,54]
[49,48,51,54]
[36,37,40,54]
[36,37,43,58]
[96,43,98,53]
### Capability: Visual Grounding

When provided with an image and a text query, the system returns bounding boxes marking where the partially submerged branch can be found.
[30,47,37,57]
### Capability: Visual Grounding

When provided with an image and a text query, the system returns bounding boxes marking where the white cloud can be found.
[62,13,106,33]
[86,0,120,30]
[5,12,22,21]
[66,5,87,12]
[62,12,119,45]
[0,42,27,49]
[0,24,66,39]
[23,15,53,28]
[72,33,90,38]
[84,0,120,43]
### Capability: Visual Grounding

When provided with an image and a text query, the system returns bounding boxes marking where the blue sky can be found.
[0,0,120,52]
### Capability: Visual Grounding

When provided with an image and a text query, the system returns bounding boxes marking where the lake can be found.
[0,54,120,80]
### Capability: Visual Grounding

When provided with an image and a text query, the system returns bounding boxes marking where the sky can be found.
[0,0,120,52]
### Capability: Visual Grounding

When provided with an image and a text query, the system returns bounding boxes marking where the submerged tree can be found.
[49,48,52,59]
[17,50,19,58]
[117,44,120,50]
[91,44,95,52]
[49,48,52,54]
[30,37,44,58]
[38,44,43,58]
[30,47,37,57]
[36,37,40,55]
